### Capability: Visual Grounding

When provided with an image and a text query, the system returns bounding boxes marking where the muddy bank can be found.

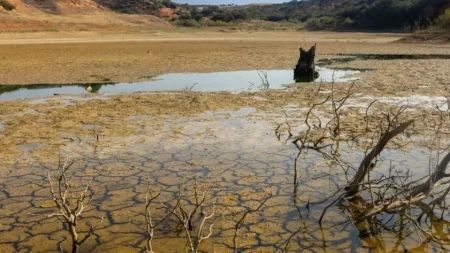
[1,43,449,165]
[0,70,449,168]
[398,30,450,43]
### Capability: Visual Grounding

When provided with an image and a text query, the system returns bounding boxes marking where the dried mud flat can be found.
[1,32,450,252]
[0,30,449,85]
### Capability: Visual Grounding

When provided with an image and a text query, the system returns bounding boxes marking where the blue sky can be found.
[173,0,287,5]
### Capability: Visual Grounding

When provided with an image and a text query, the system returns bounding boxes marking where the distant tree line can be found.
[174,5,263,27]
[91,0,449,31]
[174,0,449,31]
[251,0,450,31]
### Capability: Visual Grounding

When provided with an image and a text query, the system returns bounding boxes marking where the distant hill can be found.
[251,0,450,31]
[0,0,104,14]
[165,0,449,31]
[0,0,448,33]
[0,0,179,15]
[0,0,172,31]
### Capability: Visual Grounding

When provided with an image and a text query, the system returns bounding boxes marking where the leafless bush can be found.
[46,157,103,253]
[145,175,215,253]
[144,188,161,253]
[143,176,276,252]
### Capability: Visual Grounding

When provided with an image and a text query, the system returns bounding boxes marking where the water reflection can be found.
[0,67,361,101]
[0,82,115,101]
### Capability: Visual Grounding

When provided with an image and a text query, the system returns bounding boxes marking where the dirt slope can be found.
[0,0,171,31]
[2,0,103,14]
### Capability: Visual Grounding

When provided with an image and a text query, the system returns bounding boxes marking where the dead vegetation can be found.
[28,81,450,252]
[46,157,103,253]
[283,81,450,248]
[43,165,276,252]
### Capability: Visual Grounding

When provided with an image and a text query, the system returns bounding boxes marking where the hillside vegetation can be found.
[94,0,176,15]
[178,0,449,32]
[0,0,448,33]
[257,0,449,31]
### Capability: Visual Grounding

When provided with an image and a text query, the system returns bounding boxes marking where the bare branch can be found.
[46,157,102,253]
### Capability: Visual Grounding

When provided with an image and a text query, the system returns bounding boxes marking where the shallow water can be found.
[0,67,361,101]
[0,106,447,252]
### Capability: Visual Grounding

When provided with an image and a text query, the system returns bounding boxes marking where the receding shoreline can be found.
[0,30,448,86]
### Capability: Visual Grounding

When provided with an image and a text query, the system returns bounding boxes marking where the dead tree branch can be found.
[47,158,103,253]
[145,188,161,253]
[160,176,215,253]
[345,120,414,196]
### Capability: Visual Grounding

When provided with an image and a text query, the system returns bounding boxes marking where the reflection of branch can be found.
[281,226,301,253]
[257,71,270,89]
[282,111,293,138]
[184,82,197,91]
[275,111,293,143]
[404,212,450,245]
[233,194,272,253]
[182,83,199,106]
[92,126,100,143]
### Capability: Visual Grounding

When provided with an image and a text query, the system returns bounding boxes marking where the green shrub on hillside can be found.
[343,17,354,25]
[200,20,229,27]
[0,0,15,11]
[306,16,337,30]
[265,15,288,22]
[161,0,176,9]
[175,18,200,27]
[211,11,236,22]
[174,18,231,27]
[434,9,450,29]
[170,0,449,31]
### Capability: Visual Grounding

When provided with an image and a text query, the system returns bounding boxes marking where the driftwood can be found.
[293,44,319,82]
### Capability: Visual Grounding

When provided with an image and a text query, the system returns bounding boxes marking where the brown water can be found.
[0,107,447,253]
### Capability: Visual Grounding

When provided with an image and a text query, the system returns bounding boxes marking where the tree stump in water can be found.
[293,44,319,82]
